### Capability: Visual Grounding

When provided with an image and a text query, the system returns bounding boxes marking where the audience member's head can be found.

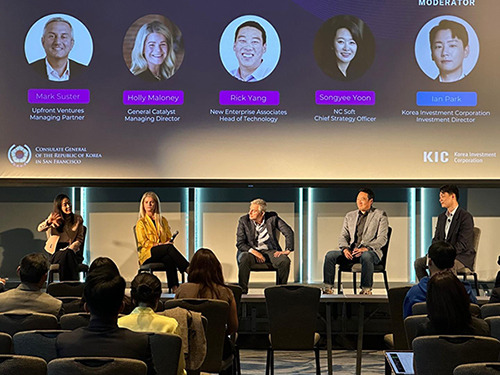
[88,256,120,275]
[84,268,125,318]
[427,271,471,334]
[18,253,49,286]
[188,248,226,298]
[427,241,456,275]
[130,273,162,310]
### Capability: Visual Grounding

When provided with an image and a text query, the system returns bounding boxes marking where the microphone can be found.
[171,230,179,242]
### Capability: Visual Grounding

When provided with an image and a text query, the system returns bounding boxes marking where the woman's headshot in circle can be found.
[123,15,184,82]
[314,15,375,81]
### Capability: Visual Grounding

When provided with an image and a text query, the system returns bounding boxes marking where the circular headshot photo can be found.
[415,16,479,83]
[220,15,281,83]
[25,14,93,82]
[123,14,184,82]
[314,15,375,81]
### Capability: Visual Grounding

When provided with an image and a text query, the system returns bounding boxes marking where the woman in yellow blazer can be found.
[136,192,189,292]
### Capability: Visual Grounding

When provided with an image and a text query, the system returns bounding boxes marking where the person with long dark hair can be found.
[86,257,133,314]
[38,193,84,281]
[416,271,489,337]
[314,15,375,81]
[136,192,189,292]
[175,248,238,335]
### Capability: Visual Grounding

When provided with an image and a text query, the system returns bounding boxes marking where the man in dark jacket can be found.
[236,198,294,294]
[415,185,475,280]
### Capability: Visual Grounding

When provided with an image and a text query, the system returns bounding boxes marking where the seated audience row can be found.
[0,248,239,375]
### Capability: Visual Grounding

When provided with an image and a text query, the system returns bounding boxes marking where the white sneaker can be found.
[323,285,334,294]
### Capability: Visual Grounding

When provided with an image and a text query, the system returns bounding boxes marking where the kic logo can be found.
[423,151,449,163]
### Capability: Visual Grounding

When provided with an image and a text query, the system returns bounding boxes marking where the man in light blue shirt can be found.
[231,21,272,82]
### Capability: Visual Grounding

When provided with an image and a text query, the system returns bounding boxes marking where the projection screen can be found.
[0,0,497,181]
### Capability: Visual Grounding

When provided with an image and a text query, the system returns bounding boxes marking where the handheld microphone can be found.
[171,230,179,242]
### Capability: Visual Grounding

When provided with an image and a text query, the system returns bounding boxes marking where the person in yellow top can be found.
[136,192,189,292]
[119,273,186,375]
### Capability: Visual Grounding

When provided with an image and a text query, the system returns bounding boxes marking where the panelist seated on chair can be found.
[323,188,389,295]
[403,241,477,319]
[136,191,189,293]
[37,193,84,281]
[414,185,475,281]
[236,198,294,294]
[0,253,62,317]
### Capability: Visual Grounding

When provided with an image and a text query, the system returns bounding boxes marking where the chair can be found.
[413,335,500,375]
[249,263,280,285]
[248,230,282,286]
[60,313,91,330]
[0,313,59,336]
[226,284,243,375]
[486,317,500,341]
[164,298,231,373]
[47,281,85,297]
[47,357,147,375]
[13,330,70,362]
[386,286,411,350]
[0,332,12,354]
[0,354,47,375]
[337,226,392,294]
[404,315,429,348]
[457,227,480,296]
[148,332,183,375]
[264,285,321,375]
[58,297,85,314]
[413,301,481,317]
[454,362,500,374]
[133,226,185,288]
[481,303,500,319]
[47,226,89,284]
[159,306,208,372]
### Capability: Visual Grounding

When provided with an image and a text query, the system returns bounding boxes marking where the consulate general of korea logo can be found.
[8,144,32,167]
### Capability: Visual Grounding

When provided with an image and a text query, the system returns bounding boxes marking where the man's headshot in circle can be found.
[430,19,470,83]
[29,17,87,82]
[231,20,269,82]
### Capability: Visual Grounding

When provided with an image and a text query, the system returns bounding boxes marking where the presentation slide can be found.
[0,0,497,181]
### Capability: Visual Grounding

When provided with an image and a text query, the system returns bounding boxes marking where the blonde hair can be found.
[130,21,176,80]
[139,191,164,237]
